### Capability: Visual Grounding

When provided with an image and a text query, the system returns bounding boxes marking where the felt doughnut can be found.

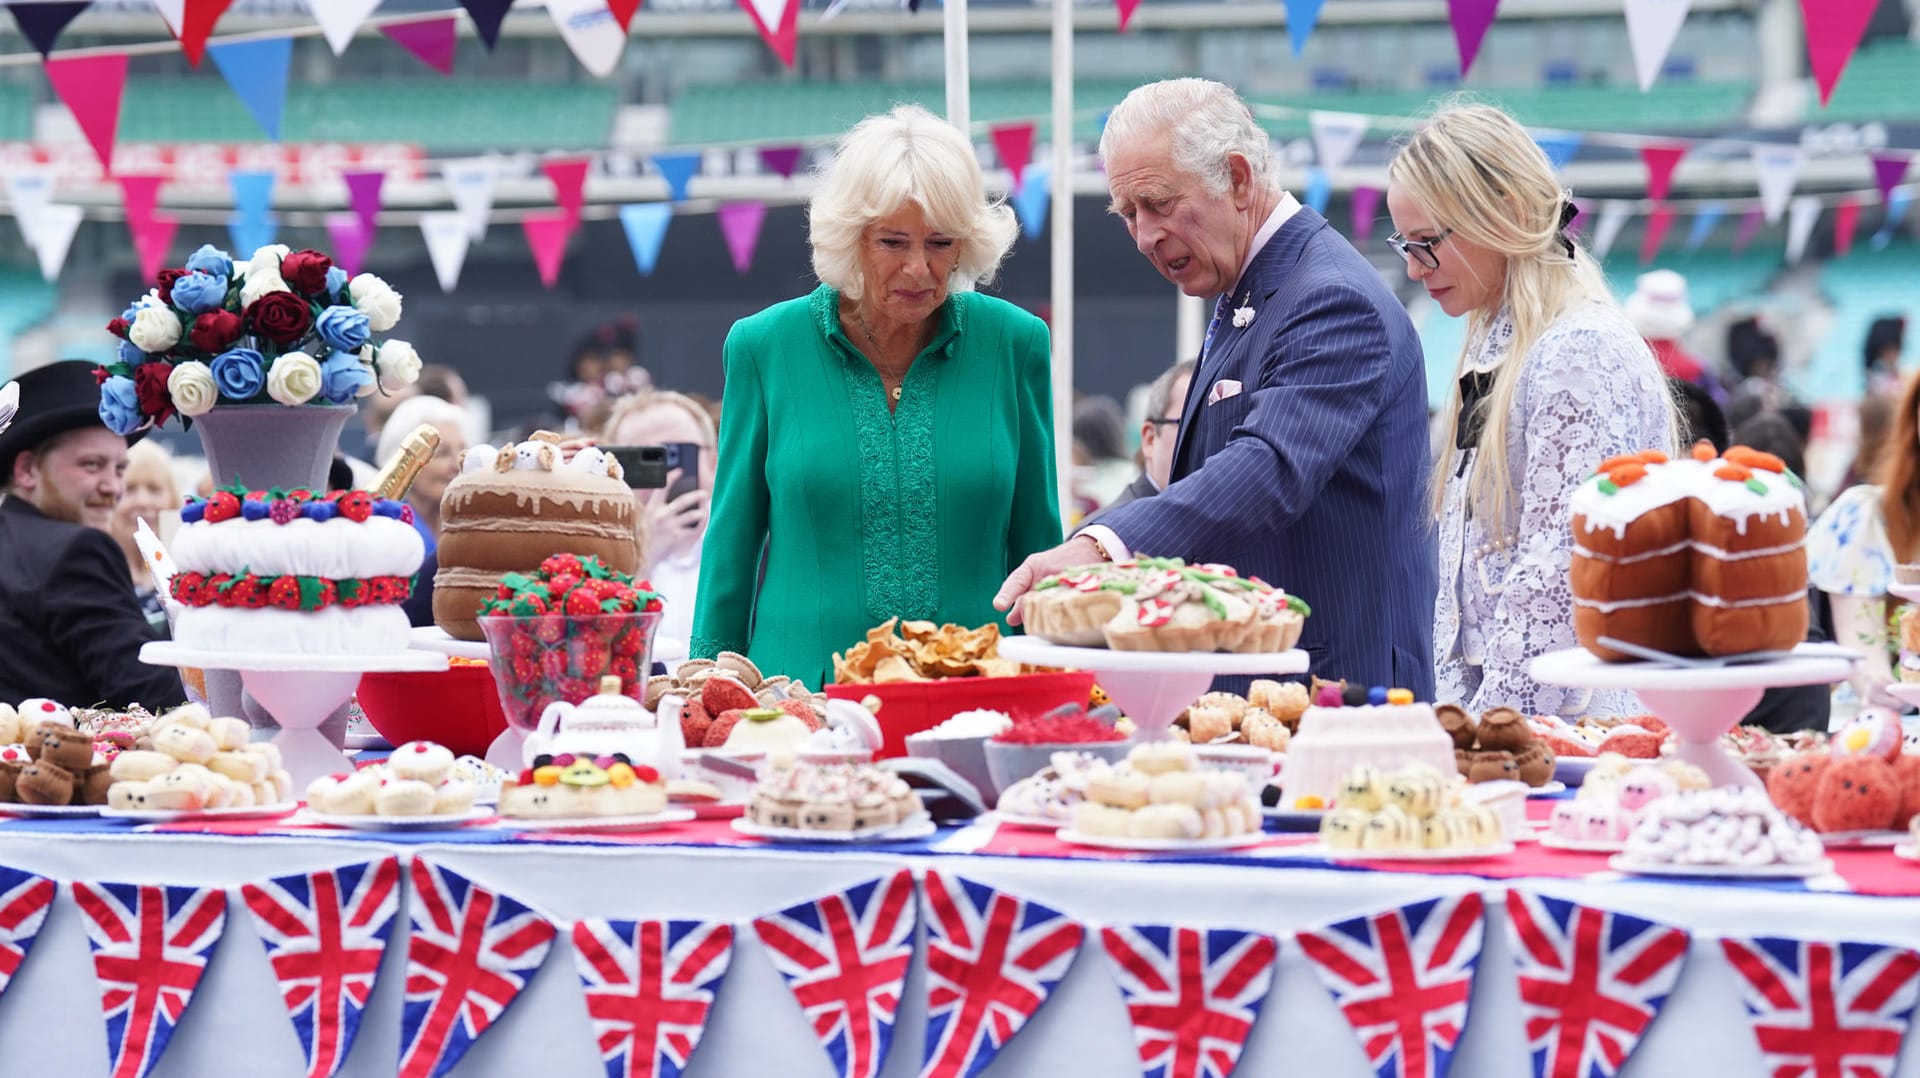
[375,779,437,817]
[110,750,179,783]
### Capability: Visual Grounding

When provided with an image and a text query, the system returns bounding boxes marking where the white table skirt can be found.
[4,831,1920,1078]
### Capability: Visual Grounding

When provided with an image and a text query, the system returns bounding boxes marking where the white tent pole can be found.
[1049,0,1074,517]
[943,0,969,133]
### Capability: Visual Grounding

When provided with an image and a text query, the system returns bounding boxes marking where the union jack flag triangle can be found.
[1720,935,1920,1078]
[1296,892,1485,1078]
[240,856,403,1078]
[0,866,55,997]
[1504,890,1689,1078]
[571,918,735,1078]
[918,870,1084,1078]
[754,869,917,1078]
[1101,923,1278,1078]
[397,858,557,1078]
[71,880,228,1078]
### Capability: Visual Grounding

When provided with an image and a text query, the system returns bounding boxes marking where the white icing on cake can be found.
[171,517,425,580]
[1278,702,1455,809]
[1572,457,1805,540]
[172,606,412,655]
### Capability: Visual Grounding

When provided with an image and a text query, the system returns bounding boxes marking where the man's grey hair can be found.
[1145,358,1199,422]
[1100,79,1279,197]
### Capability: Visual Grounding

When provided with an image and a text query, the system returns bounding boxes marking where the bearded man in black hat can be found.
[0,360,186,709]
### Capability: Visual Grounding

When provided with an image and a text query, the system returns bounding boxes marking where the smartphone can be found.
[603,445,668,490]
[661,442,702,501]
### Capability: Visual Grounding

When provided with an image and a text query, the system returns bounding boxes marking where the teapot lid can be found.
[576,677,644,717]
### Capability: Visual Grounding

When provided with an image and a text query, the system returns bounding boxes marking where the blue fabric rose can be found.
[184,244,233,280]
[169,270,227,315]
[314,305,371,353]
[319,350,373,405]
[120,301,144,322]
[210,347,266,400]
[116,339,146,366]
[324,266,348,300]
[98,375,142,436]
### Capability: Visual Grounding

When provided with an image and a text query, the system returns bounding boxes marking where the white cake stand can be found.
[409,625,491,660]
[995,638,1309,740]
[1529,644,1857,790]
[141,643,448,786]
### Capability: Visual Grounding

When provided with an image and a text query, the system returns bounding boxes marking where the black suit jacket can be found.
[1084,473,1158,527]
[0,497,186,709]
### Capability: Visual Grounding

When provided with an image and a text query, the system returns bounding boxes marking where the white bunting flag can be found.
[153,0,187,35]
[306,0,384,55]
[441,156,500,241]
[547,0,627,78]
[1624,0,1692,92]
[1752,144,1802,224]
[1309,111,1370,174]
[5,167,54,248]
[1591,200,1634,260]
[1786,196,1821,263]
[419,212,471,293]
[32,204,82,282]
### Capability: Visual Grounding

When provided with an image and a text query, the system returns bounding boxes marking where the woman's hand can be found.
[643,468,709,564]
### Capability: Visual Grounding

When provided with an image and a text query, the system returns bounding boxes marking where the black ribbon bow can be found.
[1456,369,1495,453]
[1557,200,1580,258]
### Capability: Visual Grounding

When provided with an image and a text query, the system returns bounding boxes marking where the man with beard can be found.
[0,360,185,708]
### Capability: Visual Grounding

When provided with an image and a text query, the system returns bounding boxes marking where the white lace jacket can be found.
[1433,301,1672,717]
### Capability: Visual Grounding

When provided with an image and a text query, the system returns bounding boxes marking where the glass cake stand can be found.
[141,643,448,787]
[1528,644,1858,790]
[994,638,1309,740]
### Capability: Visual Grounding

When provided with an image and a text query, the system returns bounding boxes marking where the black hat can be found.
[0,360,145,483]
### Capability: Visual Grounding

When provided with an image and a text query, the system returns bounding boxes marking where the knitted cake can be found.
[1276,685,1456,811]
[1025,558,1308,653]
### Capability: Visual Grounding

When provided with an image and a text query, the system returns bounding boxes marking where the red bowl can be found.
[825,671,1096,759]
[357,662,507,758]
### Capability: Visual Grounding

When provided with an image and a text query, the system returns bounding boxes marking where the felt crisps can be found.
[831,618,1028,685]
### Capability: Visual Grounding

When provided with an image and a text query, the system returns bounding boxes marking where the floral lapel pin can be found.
[1230,291,1255,328]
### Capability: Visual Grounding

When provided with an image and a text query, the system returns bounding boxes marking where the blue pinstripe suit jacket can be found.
[1096,207,1438,696]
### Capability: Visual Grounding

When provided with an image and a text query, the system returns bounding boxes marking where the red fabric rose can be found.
[132,362,175,426]
[187,309,242,354]
[245,291,313,346]
[106,317,130,338]
[280,250,333,295]
[156,268,187,301]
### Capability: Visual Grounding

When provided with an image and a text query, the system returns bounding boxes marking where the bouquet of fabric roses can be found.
[97,243,424,435]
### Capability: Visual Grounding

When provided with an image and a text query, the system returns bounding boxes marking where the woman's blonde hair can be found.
[1391,101,1674,535]
[808,105,1018,301]
[600,390,718,450]
[123,439,178,505]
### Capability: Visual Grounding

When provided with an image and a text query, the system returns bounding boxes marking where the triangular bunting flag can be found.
[1639,203,1675,265]
[918,871,1083,1078]
[117,173,163,227]
[343,169,384,233]
[1591,201,1633,260]
[45,53,128,173]
[1296,893,1485,1078]
[1101,923,1277,1078]
[153,0,184,35]
[0,867,56,994]
[308,0,383,56]
[208,37,292,141]
[524,210,573,289]
[716,201,767,275]
[1685,201,1725,252]
[609,0,640,31]
[1303,167,1331,214]
[1624,0,1691,93]
[547,0,627,78]
[989,122,1035,193]
[1786,196,1821,263]
[1310,111,1370,173]
[131,215,177,283]
[1721,936,1920,1078]
[240,857,402,1078]
[653,152,700,203]
[618,202,672,275]
[754,870,917,1078]
[759,145,803,179]
[419,212,471,292]
[1752,144,1801,224]
[325,214,372,278]
[381,16,457,74]
[1284,0,1326,57]
[460,0,515,50]
[571,918,735,1078]
[1800,0,1879,108]
[441,155,499,240]
[1533,131,1583,172]
[9,2,90,59]
[34,203,84,281]
[1445,0,1500,76]
[542,155,592,232]
[178,0,235,67]
[1350,184,1383,243]
[228,212,277,259]
[1834,196,1861,259]
[1639,143,1687,202]
[1011,161,1051,240]
[1114,0,1140,32]
[5,166,54,247]
[1872,153,1911,205]
[229,170,275,219]
[71,881,227,1078]
[1504,891,1688,1078]
[1873,189,1912,250]
[397,859,556,1078]
[737,0,800,66]
[1732,206,1765,254]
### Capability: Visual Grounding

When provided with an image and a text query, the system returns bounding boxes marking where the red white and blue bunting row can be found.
[0,860,1917,1078]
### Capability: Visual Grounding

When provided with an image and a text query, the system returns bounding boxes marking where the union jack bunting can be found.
[1504,890,1689,1078]
[753,869,917,1078]
[240,856,403,1078]
[571,918,734,1078]
[71,880,228,1078]
[1100,923,1278,1078]
[397,858,557,1078]
[1720,935,1920,1078]
[0,866,55,996]
[918,871,1084,1078]
[1295,892,1485,1078]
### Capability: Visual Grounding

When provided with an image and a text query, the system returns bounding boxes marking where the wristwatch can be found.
[1083,533,1114,562]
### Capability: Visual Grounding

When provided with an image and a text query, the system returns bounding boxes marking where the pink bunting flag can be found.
[325,214,372,278]
[759,145,804,180]
[342,169,384,233]
[1873,153,1912,205]
[1114,0,1141,32]
[116,175,163,228]
[381,16,458,75]
[1350,185,1383,243]
[1800,0,1878,108]
[45,53,129,174]
[1833,196,1861,258]
[1639,203,1675,265]
[1639,143,1687,201]
[131,216,178,284]
[717,201,767,275]
[523,211,573,289]
[542,156,592,233]
[1446,0,1501,77]
[990,122,1036,193]
[177,0,234,67]
[1732,206,1765,254]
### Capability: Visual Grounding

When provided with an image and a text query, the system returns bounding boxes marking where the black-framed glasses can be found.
[1387,228,1453,270]
[1146,417,1181,427]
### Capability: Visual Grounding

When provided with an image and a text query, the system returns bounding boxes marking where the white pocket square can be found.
[1207,379,1244,405]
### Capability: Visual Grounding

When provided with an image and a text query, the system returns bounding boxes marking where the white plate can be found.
[1055,829,1269,852]
[1324,842,1515,862]
[1538,833,1627,853]
[730,815,935,844]
[1607,854,1834,879]
[101,803,298,824]
[502,809,694,833]
[0,802,104,818]
[1893,843,1920,862]
[303,808,494,831]
[994,812,1072,831]
[1819,829,1906,849]
[1525,781,1568,798]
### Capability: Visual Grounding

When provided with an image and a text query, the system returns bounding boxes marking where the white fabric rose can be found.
[128,306,182,353]
[266,351,322,406]
[349,273,403,332]
[355,344,378,397]
[245,244,290,279]
[375,340,422,393]
[239,268,290,307]
[167,361,218,417]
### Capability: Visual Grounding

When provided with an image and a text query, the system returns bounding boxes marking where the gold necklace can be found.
[854,310,912,402]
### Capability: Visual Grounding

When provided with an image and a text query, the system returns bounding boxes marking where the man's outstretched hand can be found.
[994,534,1106,625]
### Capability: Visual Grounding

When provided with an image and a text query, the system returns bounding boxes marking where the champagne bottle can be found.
[370,424,441,500]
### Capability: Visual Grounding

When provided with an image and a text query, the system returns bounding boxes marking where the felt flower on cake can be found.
[184,243,232,280]
[319,350,374,405]
[168,270,227,314]
[167,361,218,417]
[238,267,290,307]
[349,273,402,332]
[98,375,142,436]
[128,306,182,353]
[209,348,265,400]
[375,339,422,392]
[266,351,322,406]
[315,305,371,353]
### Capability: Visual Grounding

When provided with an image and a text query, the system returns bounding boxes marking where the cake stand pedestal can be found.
[141,644,448,787]
[1529,644,1857,790]
[995,639,1309,740]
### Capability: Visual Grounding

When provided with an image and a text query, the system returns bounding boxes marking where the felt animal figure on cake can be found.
[495,431,563,473]
[15,761,72,804]
[524,675,684,780]
[565,446,624,482]
[1832,708,1903,761]
[1615,765,1678,826]
[1811,754,1901,832]
[461,445,497,475]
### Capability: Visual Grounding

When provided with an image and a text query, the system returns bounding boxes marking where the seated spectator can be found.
[603,390,716,663]
[1071,395,1134,514]
[1866,316,1906,399]
[1088,358,1195,523]
[109,440,181,635]
[1626,270,1722,400]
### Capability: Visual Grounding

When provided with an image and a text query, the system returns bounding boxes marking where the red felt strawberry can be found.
[701,677,758,716]
[511,631,539,661]
[631,764,660,785]
[557,676,598,701]
[269,499,298,525]
[509,655,541,687]
[704,708,750,748]
[540,554,584,578]
[287,488,314,504]
[267,576,303,610]
[227,577,267,609]
[679,699,712,747]
[368,576,410,604]
[532,612,566,642]
[339,491,374,523]
[567,639,610,678]
[171,572,206,606]
[642,597,664,613]
[315,580,337,608]
[540,650,570,683]
[610,625,643,659]
[778,697,823,731]
[563,588,604,618]
[204,491,241,523]
[609,657,639,685]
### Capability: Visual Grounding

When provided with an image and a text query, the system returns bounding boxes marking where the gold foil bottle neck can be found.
[370,424,441,500]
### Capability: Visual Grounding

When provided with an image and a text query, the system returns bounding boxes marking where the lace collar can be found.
[1460,307,1516,375]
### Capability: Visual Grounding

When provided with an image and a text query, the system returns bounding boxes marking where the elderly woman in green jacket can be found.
[689,104,1062,689]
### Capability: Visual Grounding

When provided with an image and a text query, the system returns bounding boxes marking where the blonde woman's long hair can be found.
[1392,102,1674,538]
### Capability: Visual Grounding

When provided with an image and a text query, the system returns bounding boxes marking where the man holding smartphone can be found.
[601,391,718,667]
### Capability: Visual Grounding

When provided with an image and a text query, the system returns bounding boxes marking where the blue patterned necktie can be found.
[1200,293,1229,362]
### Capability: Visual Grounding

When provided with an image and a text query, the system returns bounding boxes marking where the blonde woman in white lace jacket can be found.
[1387,103,1679,717]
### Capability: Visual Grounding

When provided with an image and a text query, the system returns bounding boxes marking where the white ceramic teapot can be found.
[525,675,684,779]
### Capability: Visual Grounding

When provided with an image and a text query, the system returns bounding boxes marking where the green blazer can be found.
[689,284,1062,690]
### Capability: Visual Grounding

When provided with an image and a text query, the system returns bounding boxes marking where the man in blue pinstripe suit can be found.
[996,78,1437,696]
